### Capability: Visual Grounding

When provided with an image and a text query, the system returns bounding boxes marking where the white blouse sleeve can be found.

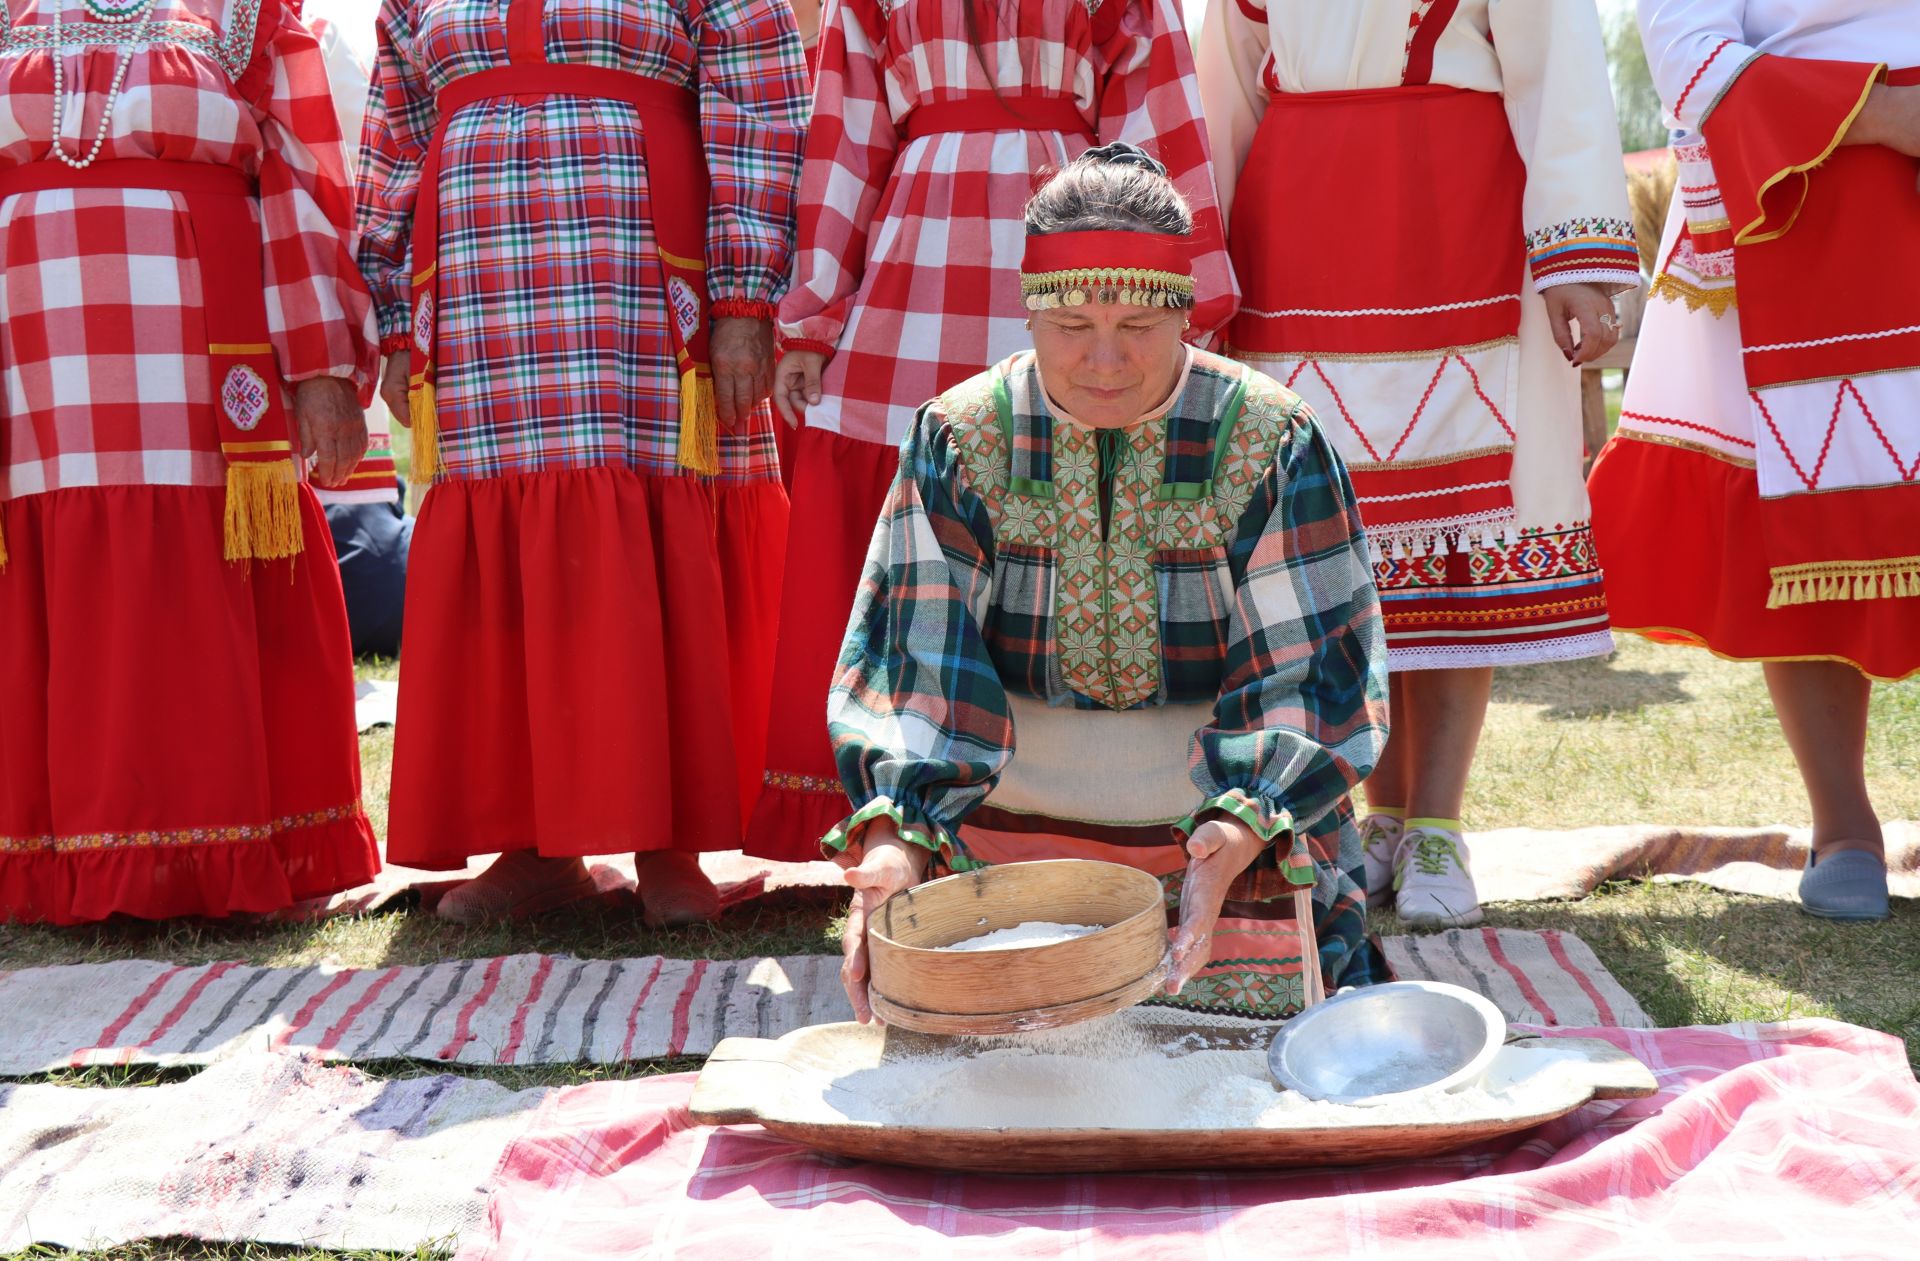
[1191,0,1271,230]
[1488,0,1642,293]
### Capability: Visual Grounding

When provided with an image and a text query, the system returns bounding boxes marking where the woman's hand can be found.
[836,823,932,1023]
[1846,83,1920,190]
[1166,816,1266,995]
[1543,283,1621,367]
[379,351,411,427]
[293,376,369,489]
[1847,83,1920,157]
[772,349,827,429]
[710,316,776,429]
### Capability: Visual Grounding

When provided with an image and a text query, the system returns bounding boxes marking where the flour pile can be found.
[801,1014,1590,1131]
[942,921,1103,952]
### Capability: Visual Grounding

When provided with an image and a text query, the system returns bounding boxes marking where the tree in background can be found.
[1601,0,1669,153]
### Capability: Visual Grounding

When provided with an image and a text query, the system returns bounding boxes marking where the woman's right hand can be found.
[836,822,932,1023]
[379,351,411,427]
[772,349,827,429]
[1849,84,1920,160]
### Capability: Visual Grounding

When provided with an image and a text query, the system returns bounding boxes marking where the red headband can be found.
[1020,230,1193,277]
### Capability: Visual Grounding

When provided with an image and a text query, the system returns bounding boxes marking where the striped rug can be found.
[0,929,1647,1076]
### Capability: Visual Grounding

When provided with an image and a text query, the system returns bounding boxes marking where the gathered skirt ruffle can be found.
[387,465,787,867]
[0,485,379,924]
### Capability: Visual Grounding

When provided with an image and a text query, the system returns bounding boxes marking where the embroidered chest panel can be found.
[944,353,1303,711]
[0,1,264,81]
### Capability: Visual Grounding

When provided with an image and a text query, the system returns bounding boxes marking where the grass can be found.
[2,636,1914,1259]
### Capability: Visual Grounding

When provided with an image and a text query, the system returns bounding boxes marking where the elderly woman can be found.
[0,0,380,922]
[749,0,1236,863]
[357,0,808,925]
[829,146,1389,1022]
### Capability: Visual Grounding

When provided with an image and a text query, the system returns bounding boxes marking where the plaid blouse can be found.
[825,349,1389,868]
[354,0,807,481]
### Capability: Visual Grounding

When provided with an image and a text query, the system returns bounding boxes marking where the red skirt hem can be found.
[746,426,900,861]
[387,465,788,866]
[1,485,379,924]
[1588,435,1920,681]
[746,778,854,866]
[0,814,380,926]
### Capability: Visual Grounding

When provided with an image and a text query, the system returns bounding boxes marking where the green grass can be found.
[2,636,1914,1259]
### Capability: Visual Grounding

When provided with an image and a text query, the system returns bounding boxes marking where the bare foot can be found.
[635,850,721,928]
[435,851,597,926]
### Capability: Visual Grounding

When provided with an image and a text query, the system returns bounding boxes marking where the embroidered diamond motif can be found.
[220,364,271,431]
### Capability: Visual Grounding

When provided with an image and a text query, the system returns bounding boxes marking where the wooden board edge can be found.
[1510,1034,1659,1100]
[687,1037,784,1126]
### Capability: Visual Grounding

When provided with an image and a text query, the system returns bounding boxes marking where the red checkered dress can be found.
[355,0,806,483]
[357,0,811,867]
[0,0,380,924]
[782,0,1235,447]
[749,0,1239,861]
[0,0,376,499]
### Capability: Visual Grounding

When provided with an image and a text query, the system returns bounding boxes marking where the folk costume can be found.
[752,0,1237,861]
[1197,0,1641,669]
[357,0,807,866]
[0,0,381,922]
[826,231,1389,1017]
[1588,0,1920,681]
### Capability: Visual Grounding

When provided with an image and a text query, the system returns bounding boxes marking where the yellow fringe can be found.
[408,378,439,484]
[223,459,305,563]
[1649,271,1739,318]
[0,513,8,572]
[677,368,719,476]
[1766,557,1920,608]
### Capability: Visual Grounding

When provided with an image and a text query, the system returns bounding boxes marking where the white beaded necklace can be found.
[49,0,165,170]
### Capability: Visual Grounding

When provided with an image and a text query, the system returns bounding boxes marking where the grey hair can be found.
[1023,142,1196,239]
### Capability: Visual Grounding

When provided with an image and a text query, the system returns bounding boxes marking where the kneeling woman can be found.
[828,147,1390,1022]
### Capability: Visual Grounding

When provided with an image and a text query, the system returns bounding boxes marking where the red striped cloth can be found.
[461,1020,1920,1261]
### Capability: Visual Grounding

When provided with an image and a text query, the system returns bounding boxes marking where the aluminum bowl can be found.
[1265,980,1506,1107]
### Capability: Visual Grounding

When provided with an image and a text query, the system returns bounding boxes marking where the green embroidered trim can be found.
[819,796,959,864]
[1174,790,1315,884]
[1153,481,1211,502]
[947,356,1308,711]
[1209,378,1252,482]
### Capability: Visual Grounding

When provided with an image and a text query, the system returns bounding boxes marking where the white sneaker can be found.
[1394,826,1483,928]
[1358,814,1404,909]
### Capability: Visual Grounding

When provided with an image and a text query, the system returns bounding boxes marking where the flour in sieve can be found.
[940,921,1104,951]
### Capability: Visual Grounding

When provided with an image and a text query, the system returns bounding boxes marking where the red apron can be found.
[0,159,303,564]
[406,0,718,480]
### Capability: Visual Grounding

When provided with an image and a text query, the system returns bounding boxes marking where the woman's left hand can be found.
[1543,282,1621,367]
[1165,816,1267,994]
[710,316,776,429]
[293,376,369,488]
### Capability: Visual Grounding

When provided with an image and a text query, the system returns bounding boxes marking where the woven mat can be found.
[0,1051,539,1254]
[0,929,1646,1076]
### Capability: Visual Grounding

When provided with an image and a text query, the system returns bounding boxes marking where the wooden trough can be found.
[689,1018,1658,1174]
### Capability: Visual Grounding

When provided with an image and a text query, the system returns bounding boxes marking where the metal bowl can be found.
[1265,981,1506,1107]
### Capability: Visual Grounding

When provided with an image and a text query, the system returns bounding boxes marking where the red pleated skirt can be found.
[386,465,787,867]
[744,426,900,862]
[0,486,380,924]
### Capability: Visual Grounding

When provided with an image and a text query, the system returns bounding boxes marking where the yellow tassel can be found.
[223,459,304,563]
[408,378,439,485]
[677,368,719,476]
[0,513,9,572]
